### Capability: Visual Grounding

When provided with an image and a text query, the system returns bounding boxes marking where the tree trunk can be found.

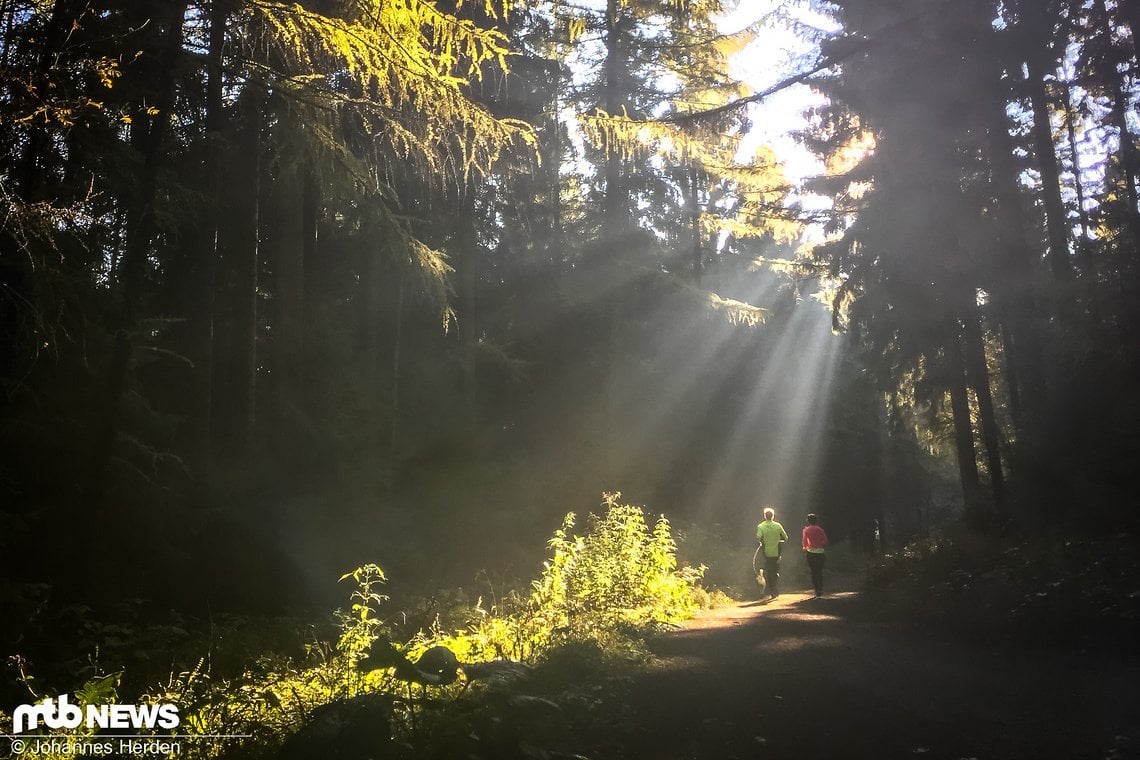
[602,0,626,238]
[983,74,1048,433]
[1120,0,1140,64]
[1096,0,1140,247]
[946,337,984,516]
[1025,60,1073,282]
[1062,87,1094,274]
[185,0,230,463]
[456,189,479,432]
[600,0,629,481]
[1109,77,1140,272]
[357,235,382,388]
[547,59,566,275]
[85,1,189,510]
[995,315,1023,429]
[302,168,321,315]
[389,272,407,461]
[687,164,703,282]
[961,315,1006,508]
[1060,83,1106,330]
[210,90,262,456]
[267,160,306,426]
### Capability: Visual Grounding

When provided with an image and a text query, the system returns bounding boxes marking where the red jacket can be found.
[802,524,829,551]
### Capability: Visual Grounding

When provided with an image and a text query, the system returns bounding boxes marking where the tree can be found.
[804,0,1140,531]
[0,0,537,589]
[804,0,1015,522]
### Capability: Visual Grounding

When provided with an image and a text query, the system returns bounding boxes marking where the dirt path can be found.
[620,584,1140,760]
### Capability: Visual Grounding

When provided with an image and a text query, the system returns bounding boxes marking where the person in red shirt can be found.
[802,514,829,598]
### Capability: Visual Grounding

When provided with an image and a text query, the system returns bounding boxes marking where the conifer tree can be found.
[803,0,1140,525]
[0,0,538,550]
[804,0,1013,520]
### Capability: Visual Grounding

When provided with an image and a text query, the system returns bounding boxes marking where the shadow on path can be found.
[620,588,1139,760]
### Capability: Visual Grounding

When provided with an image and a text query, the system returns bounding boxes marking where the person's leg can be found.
[764,555,780,597]
[817,553,826,595]
[807,553,824,596]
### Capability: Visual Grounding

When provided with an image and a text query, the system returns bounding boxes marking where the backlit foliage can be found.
[0,496,705,758]
[407,494,708,663]
[250,0,535,182]
[236,0,539,325]
[564,0,798,275]
[524,492,705,647]
[673,278,769,326]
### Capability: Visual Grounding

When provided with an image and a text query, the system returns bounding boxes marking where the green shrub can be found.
[524,492,704,649]
[434,493,707,659]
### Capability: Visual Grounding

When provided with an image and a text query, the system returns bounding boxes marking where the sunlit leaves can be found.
[664,278,768,326]
[249,0,535,182]
[238,0,538,321]
[526,493,705,647]
[338,563,390,661]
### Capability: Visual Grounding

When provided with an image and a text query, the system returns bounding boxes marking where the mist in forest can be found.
[2,0,1137,620]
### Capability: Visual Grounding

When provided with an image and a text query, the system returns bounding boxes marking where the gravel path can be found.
[620,586,1140,760]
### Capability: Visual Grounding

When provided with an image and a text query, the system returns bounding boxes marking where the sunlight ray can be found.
[693,300,842,530]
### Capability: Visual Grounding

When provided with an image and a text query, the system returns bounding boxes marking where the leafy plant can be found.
[523,492,705,650]
[337,563,389,665]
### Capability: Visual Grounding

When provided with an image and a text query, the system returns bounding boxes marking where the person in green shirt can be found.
[756,507,789,599]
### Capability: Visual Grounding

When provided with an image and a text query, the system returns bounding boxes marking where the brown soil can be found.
[619,583,1140,760]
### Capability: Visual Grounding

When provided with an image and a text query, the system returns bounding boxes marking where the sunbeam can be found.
[693,298,842,531]
[610,275,786,472]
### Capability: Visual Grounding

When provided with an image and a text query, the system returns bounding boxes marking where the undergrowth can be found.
[0,493,706,759]
[865,531,1140,649]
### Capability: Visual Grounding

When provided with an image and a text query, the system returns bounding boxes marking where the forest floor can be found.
[617,578,1140,760]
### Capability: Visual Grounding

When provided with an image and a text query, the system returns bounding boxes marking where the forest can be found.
[2,0,1139,757]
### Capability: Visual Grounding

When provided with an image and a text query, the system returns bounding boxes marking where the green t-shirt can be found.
[756,519,788,558]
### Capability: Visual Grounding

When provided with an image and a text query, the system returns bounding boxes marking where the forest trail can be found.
[619,583,1140,760]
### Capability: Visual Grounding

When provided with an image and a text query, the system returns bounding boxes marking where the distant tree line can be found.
[804,0,1140,531]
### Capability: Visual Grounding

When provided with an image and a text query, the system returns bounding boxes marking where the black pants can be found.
[763,555,780,596]
[806,551,825,596]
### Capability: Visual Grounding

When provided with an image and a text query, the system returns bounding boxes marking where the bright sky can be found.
[718,1,839,186]
[558,0,839,239]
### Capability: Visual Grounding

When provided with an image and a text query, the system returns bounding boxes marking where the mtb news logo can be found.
[11,695,180,733]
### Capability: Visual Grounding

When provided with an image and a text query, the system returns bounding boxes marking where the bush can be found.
[522,493,705,649]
